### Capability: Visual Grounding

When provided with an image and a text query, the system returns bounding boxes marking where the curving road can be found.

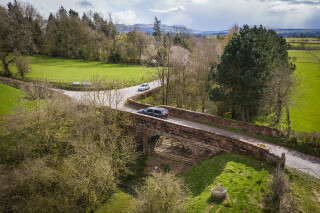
[61,81,320,179]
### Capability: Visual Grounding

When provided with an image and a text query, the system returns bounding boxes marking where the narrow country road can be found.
[62,82,320,179]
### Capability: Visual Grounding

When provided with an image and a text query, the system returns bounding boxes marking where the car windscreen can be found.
[161,109,169,114]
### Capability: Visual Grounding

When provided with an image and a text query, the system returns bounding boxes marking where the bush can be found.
[289,131,320,149]
[0,91,140,212]
[133,172,188,213]
[109,51,121,63]
[14,56,31,80]
[271,168,299,213]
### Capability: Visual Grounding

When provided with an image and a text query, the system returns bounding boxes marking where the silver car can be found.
[137,107,169,119]
[138,83,150,91]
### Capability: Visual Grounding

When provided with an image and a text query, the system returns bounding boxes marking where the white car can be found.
[138,83,150,91]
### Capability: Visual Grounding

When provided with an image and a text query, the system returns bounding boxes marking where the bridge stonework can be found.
[131,113,280,164]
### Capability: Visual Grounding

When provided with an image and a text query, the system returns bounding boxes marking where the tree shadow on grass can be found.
[182,152,273,196]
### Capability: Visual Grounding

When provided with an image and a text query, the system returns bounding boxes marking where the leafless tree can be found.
[191,38,221,112]
[169,46,191,108]
[133,172,188,213]
[81,77,124,110]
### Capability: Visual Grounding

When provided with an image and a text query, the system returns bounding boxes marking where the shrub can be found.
[133,172,188,213]
[0,91,140,212]
[271,168,299,213]
[14,56,31,80]
[289,131,320,149]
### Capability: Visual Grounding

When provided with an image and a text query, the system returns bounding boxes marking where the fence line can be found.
[287,167,320,185]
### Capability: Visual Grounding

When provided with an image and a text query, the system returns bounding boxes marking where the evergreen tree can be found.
[153,17,161,44]
[208,25,290,122]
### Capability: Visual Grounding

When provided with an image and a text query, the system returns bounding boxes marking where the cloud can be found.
[191,0,210,4]
[268,0,320,12]
[150,5,185,13]
[76,1,93,8]
[113,10,138,25]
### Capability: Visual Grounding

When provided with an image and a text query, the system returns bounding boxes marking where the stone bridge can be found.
[131,112,280,164]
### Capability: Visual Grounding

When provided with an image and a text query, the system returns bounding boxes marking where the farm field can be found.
[285,37,320,50]
[286,37,320,43]
[288,50,320,132]
[8,55,155,85]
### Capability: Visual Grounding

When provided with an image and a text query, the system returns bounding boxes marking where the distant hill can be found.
[118,24,320,37]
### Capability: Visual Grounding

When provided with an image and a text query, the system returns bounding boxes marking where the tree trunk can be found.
[166,67,169,105]
[201,98,205,113]
[138,48,142,64]
[245,107,250,122]
[162,72,165,105]
[165,52,170,105]
[1,56,12,77]
[241,107,246,122]
[275,98,283,124]
[286,105,292,139]
[231,106,236,119]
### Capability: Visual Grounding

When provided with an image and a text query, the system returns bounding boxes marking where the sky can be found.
[1,0,320,31]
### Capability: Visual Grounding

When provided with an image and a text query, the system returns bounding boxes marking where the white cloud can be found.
[1,0,319,30]
[150,5,185,13]
[113,10,139,25]
[268,1,319,12]
[191,0,210,4]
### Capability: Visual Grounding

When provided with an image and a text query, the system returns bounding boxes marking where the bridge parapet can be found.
[131,112,278,163]
[127,88,283,138]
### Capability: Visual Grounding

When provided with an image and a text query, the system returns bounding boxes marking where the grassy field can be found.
[288,50,320,132]
[95,153,320,213]
[285,37,320,50]
[286,37,320,43]
[8,55,155,85]
[0,83,23,116]
[183,153,273,213]
[182,153,320,213]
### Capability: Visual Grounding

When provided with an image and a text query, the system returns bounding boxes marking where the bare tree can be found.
[136,30,148,64]
[133,172,188,213]
[260,62,303,136]
[192,38,221,112]
[271,168,299,213]
[81,77,124,110]
[169,46,191,108]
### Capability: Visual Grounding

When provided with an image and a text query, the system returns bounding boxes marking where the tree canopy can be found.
[208,25,291,122]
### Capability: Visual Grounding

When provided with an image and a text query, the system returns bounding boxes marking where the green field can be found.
[0,83,23,116]
[288,50,320,132]
[183,153,320,213]
[8,55,154,84]
[285,37,320,50]
[286,37,320,43]
[95,153,320,213]
[183,153,272,212]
